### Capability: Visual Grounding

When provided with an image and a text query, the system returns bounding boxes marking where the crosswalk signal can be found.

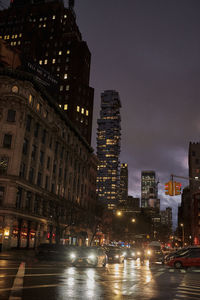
[174,181,181,195]
[165,181,174,196]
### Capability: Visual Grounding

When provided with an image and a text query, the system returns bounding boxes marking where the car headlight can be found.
[131,252,135,256]
[70,253,76,259]
[88,254,95,260]
[115,255,119,258]
[137,252,141,256]
[147,250,151,255]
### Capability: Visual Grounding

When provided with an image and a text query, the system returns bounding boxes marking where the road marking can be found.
[9,262,25,300]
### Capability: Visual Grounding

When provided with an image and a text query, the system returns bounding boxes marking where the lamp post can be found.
[180,223,184,247]
[131,218,136,223]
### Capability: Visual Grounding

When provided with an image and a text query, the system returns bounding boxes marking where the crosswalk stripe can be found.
[178,286,200,292]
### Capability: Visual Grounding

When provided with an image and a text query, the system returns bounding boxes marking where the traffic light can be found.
[165,181,174,196]
[174,181,181,195]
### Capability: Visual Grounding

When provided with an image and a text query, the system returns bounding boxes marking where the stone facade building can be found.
[0,68,97,250]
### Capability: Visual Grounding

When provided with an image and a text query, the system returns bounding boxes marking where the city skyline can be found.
[74,0,200,227]
[1,0,200,227]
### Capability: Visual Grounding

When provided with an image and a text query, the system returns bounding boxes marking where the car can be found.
[145,245,164,263]
[164,246,200,263]
[68,246,107,267]
[106,247,125,263]
[124,248,144,260]
[166,248,200,268]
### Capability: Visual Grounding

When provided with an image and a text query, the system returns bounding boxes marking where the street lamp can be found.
[180,223,184,247]
[131,218,136,223]
[116,211,122,217]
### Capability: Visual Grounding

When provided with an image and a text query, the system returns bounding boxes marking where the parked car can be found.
[166,248,200,268]
[106,247,125,263]
[164,246,200,263]
[69,246,107,267]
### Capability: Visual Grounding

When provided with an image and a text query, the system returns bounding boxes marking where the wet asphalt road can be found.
[0,259,200,300]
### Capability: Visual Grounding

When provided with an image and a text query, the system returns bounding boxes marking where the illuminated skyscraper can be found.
[0,0,94,144]
[119,163,128,204]
[96,90,121,209]
[141,171,158,208]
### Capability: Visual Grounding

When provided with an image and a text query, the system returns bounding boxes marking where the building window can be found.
[16,187,22,209]
[47,156,50,169]
[64,104,68,110]
[60,85,63,91]
[52,15,56,19]
[66,50,70,54]
[0,187,4,206]
[64,74,68,79]
[29,168,34,183]
[25,192,32,211]
[22,138,28,155]
[86,110,89,116]
[58,51,62,55]
[39,60,43,65]
[81,108,84,114]
[31,145,37,160]
[34,123,40,138]
[44,59,48,64]
[52,58,56,64]
[3,134,12,148]
[42,129,47,144]
[77,106,80,112]
[40,151,44,166]
[19,162,26,178]
[0,157,8,175]
[28,94,33,105]
[37,172,42,186]
[7,109,16,122]
[26,115,32,131]
[36,103,40,112]
[66,85,70,91]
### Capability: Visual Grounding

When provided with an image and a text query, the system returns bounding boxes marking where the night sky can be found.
[75,0,200,227]
[2,0,200,227]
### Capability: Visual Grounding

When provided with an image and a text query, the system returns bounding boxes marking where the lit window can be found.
[15,34,17,38]
[19,33,22,37]
[39,60,42,65]
[66,85,70,91]
[77,106,80,112]
[59,104,62,108]
[52,15,56,19]
[58,51,62,55]
[86,110,89,116]
[43,24,46,27]
[13,41,16,45]
[66,50,70,54]
[52,58,56,64]
[28,94,33,104]
[81,108,84,114]
[64,14,67,18]
[44,59,48,64]
[36,103,40,111]
[60,85,63,91]
[57,67,60,71]
[64,104,68,110]
[44,17,47,20]
[39,18,43,21]
[64,74,68,79]
[18,41,21,45]
[12,35,14,39]
[39,24,41,28]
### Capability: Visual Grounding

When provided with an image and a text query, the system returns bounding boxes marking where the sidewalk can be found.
[0,249,36,261]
